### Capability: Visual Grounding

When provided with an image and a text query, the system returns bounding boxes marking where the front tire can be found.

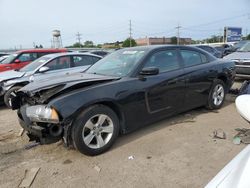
[206,79,226,110]
[4,86,22,108]
[71,105,119,156]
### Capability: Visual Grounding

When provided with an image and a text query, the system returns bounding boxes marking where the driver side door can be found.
[143,49,185,115]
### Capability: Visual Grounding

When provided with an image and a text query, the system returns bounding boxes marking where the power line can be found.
[175,23,181,45]
[129,20,132,47]
[76,32,82,44]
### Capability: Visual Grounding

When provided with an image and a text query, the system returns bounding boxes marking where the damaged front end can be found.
[11,86,70,145]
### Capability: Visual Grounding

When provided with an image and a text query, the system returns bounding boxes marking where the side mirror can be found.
[38,66,50,73]
[140,67,159,76]
[14,59,21,63]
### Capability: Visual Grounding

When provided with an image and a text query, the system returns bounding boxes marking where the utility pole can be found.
[76,32,82,45]
[129,20,132,47]
[175,23,181,45]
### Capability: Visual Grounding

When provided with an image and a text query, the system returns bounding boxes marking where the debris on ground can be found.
[234,128,250,144]
[128,155,134,160]
[212,129,226,139]
[146,156,152,159]
[19,167,40,188]
[18,128,25,137]
[63,159,72,164]
[233,136,241,145]
[24,142,40,150]
[93,165,101,173]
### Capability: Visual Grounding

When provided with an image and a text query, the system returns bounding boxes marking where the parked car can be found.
[0,55,9,63]
[233,40,250,51]
[90,50,110,57]
[214,46,232,57]
[0,52,101,107]
[11,45,235,156]
[0,48,67,72]
[0,52,10,57]
[196,45,223,58]
[223,41,250,78]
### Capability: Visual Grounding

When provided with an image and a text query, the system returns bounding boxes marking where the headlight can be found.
[26,105,59,123]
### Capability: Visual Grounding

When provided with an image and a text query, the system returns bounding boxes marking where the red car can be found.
[0,49,67,72]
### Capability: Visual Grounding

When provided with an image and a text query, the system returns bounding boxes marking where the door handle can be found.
[4,66,11,69]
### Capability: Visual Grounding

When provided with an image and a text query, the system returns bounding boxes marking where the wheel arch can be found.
[69,100,126,135]
[9,81,29,89]
[216,74,229,91]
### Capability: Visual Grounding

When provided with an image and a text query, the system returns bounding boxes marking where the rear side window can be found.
[46,56,71,71]
[72,55,100,67]
[17,53,38,62]
[143,50,180,73]
[180,50,207,67]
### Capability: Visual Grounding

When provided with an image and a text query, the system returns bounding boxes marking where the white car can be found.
[206,95,250,188]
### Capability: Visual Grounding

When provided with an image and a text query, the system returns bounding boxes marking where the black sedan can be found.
[12,45,235,155]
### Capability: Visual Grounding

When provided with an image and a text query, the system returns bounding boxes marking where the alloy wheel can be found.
[82,114,114,149]
[212,84,224,106]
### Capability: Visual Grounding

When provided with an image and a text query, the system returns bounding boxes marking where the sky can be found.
[0,0,250,49]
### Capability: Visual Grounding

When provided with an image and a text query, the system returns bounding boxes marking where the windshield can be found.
[235,41,249,50]
[19,56,51,72]
[237,42,250,52]
[1,53,18,64]
[86,49,146,77]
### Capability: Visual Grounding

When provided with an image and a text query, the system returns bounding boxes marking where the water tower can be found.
[52,30,63,48]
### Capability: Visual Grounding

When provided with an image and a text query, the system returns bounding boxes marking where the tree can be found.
[83,40,94,47]
[72,42,84,48]
[170,37,177,44]
[122,38,137,47]
[247,34,250,40]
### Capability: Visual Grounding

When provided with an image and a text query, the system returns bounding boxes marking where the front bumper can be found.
[18,105,62,144]
[235,65,250,78]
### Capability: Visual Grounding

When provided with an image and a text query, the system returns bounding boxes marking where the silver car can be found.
[0,52,101,107]
[224,41,250,78]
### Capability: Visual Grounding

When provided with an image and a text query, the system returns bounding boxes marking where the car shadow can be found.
[110,94,235,152]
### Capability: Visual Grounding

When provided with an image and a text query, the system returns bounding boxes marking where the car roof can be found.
[121,45,207,52]
[16,48,67,53]
[41,52,102,59]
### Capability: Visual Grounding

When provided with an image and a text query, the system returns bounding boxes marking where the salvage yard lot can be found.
[0,80,248,188]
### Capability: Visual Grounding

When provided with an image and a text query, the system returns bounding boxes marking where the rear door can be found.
[180,48,217,110]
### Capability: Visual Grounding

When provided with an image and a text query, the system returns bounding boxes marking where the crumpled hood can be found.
[0,70,25,82]
[224,52,250,61]
[19,72,119,102]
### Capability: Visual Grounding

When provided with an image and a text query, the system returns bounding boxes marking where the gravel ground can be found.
[0,80,249,188]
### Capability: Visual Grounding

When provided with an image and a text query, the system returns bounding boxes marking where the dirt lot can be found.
[0,80,249,188]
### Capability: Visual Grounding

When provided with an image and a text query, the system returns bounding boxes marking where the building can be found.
[135,37,192,46]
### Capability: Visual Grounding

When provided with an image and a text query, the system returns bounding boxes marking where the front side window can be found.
[17,53,38,62]
[143,50,180,73]
[180,50,205,67]
[45,56,71,71]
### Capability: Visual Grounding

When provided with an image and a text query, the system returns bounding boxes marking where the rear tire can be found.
[71,105,119,156]
[4,86,22,108]
[206,79,226,110]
